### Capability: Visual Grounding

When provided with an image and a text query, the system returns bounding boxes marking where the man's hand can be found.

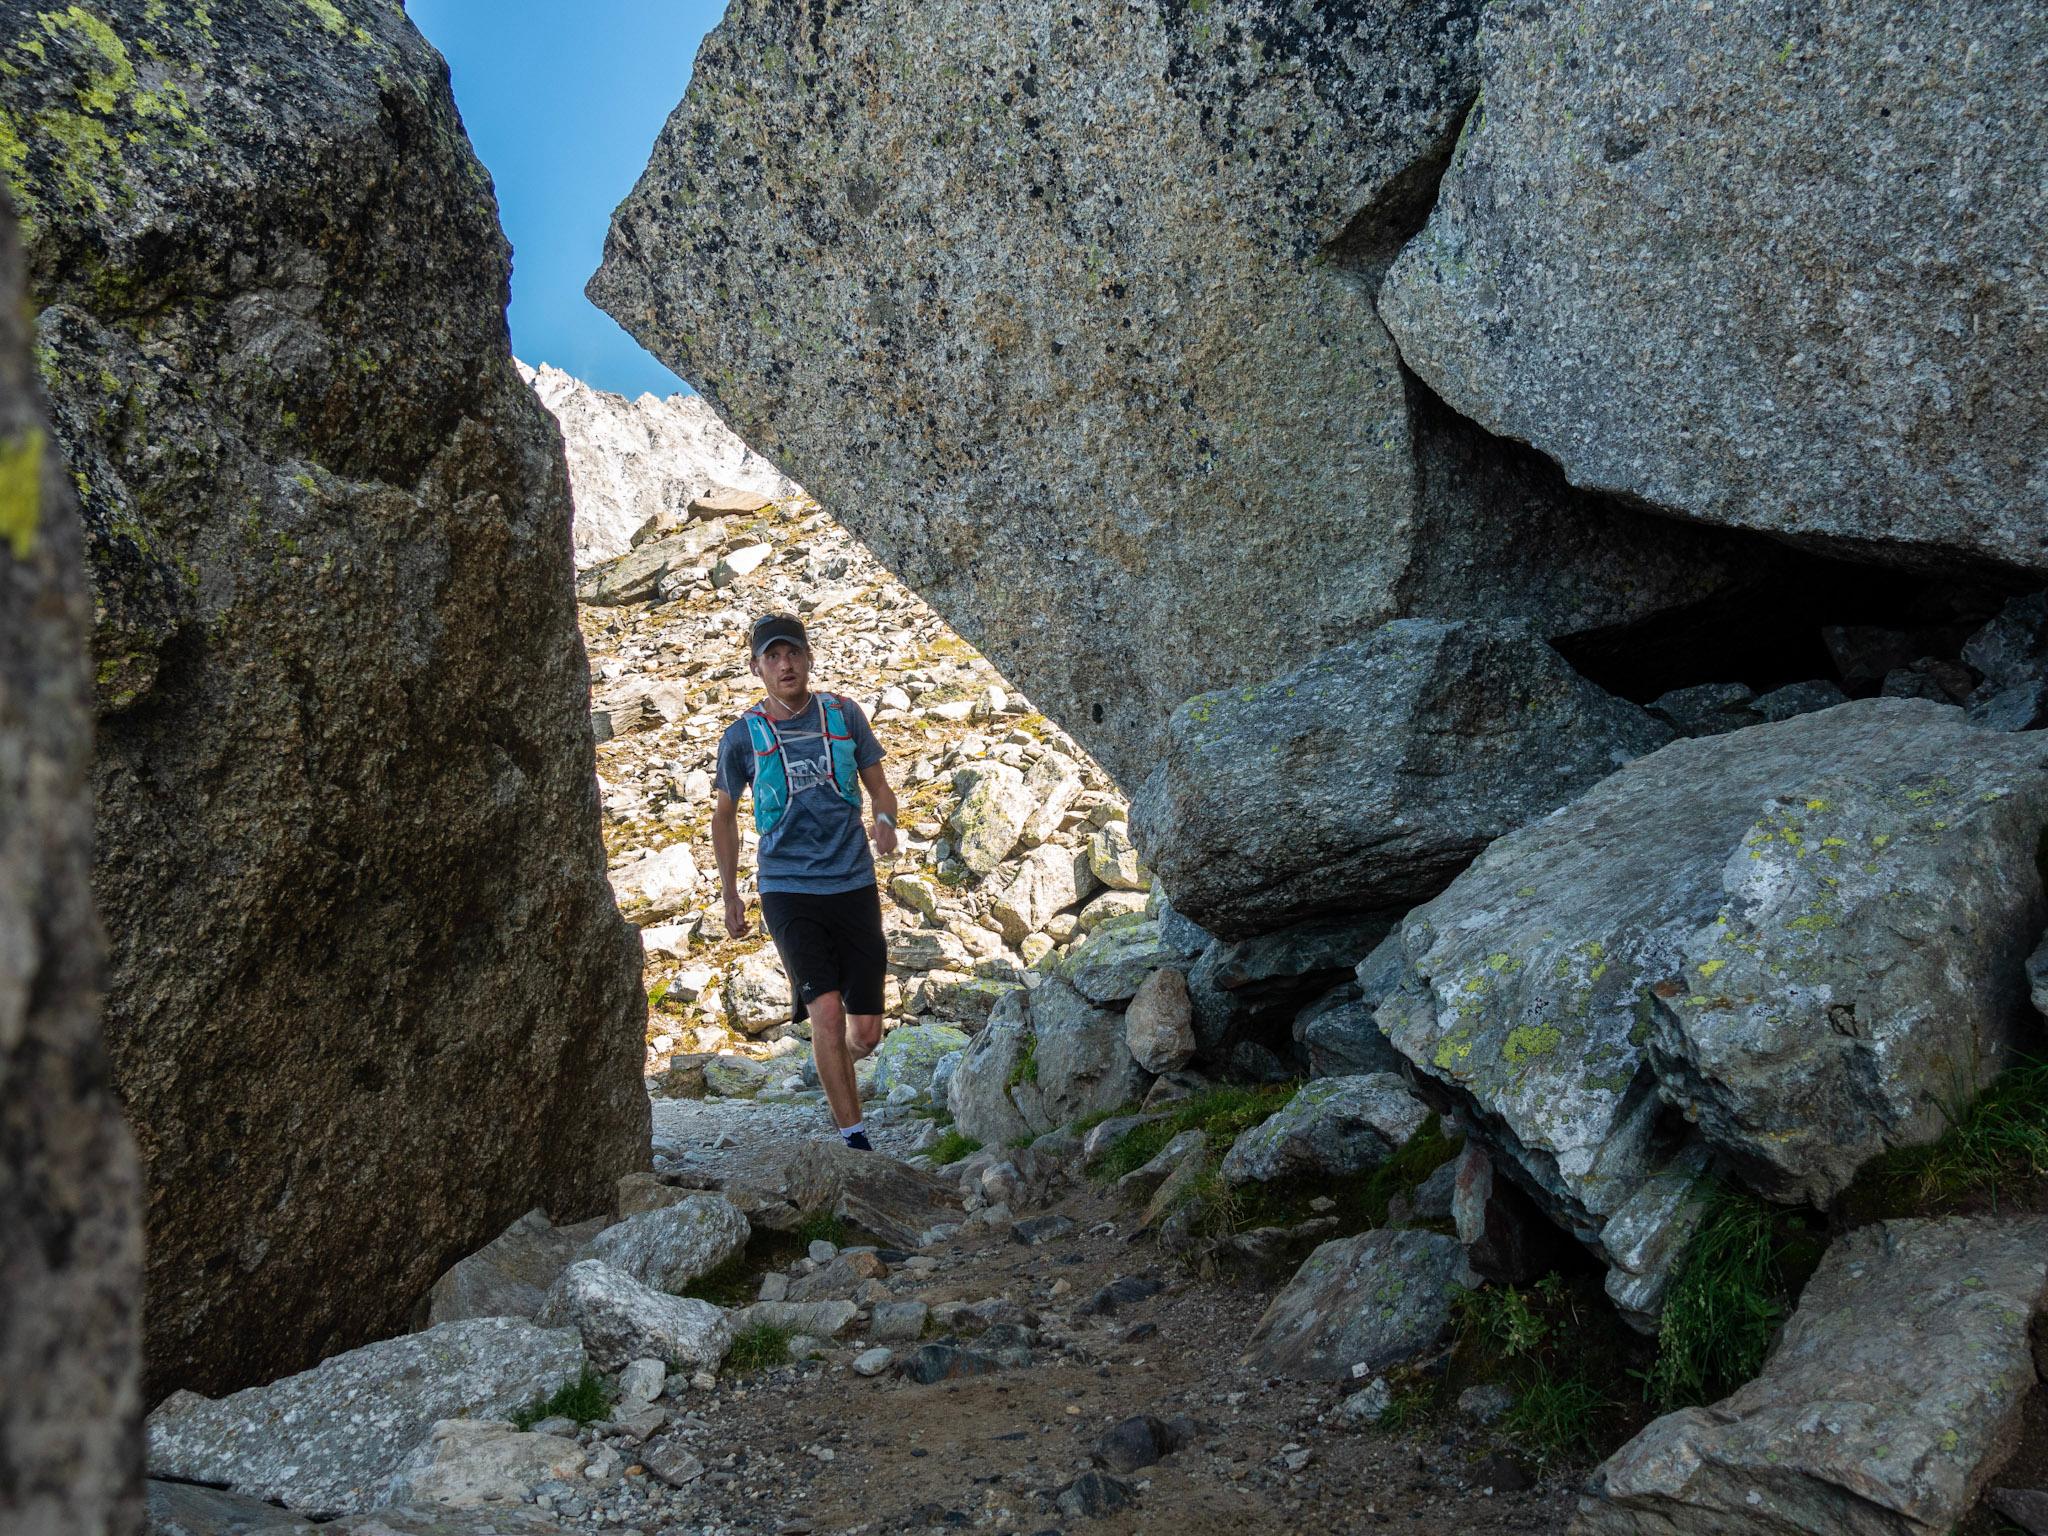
[723,889,749,940]
[871,819,899,857]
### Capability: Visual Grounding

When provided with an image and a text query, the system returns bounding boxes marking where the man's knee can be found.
[846,1013,883,1060]
[808,991,847,1044]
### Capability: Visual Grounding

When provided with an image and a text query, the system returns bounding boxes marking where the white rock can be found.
[853,1347,895,1377]
[381,1419,587,1509]
[575,1194,750,1293]
[723,946,793,1035]
[535,1261,734,1373]
[713,543,773,585]
[641,922,694,959]
[616,1359,667,1406]
[610,844,700,924]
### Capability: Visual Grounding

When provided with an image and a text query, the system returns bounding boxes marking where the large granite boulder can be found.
[1576,1218,2048,1536]
[145,1318,586,1515]
[0,196,143,1536]
[1132,620,1671,937]
[1243,1230,1478,1382]
[2,1,649,1400]
[592,0,1781,785]
[948,982,1152,1146]
[1380,0,2048,578]
[1377,700,2048,1315]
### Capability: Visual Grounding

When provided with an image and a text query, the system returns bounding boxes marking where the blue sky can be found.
[407,1,730,400]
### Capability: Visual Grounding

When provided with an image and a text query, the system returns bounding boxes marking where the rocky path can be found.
[622,1101,1575,1536]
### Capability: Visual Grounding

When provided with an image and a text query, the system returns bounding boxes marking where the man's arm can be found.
[860,761,900,857]
[712,788,747,938]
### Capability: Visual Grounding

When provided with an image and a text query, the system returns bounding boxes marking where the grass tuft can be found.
[1854,1056,2048,1216]
[794,1210,846,1249]
[509,1367,611,1430]
[1500,1370,1614,1460]
[928,1128,982,1165]
[1006,1038,1039,1088]
[1645,1182,1821,1412]
[1091,1083,1298,1184]
[726,1323,793,1373]
[1417,1277,1638,1466]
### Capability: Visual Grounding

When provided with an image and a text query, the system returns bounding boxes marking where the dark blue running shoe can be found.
[842,1130,874,1152]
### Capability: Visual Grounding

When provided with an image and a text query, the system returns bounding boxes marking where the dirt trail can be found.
[651,1101,1577,1536]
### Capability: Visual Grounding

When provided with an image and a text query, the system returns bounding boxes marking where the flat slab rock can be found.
[1243,1229,1478,1382]
[146,1318,586,1515]
[1575,1216,2048,1536]
[774,1140,964,1250]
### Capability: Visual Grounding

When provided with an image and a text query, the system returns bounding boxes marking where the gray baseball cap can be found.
[748,613,809,657]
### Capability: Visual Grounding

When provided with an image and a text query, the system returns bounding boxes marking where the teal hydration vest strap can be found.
[745,694,863,835]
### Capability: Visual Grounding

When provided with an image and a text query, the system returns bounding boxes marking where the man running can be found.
[712,613,899,1151]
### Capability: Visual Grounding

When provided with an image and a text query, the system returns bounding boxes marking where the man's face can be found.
[752,639,811,697]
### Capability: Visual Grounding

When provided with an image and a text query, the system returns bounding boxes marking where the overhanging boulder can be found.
[1380,0,2048,577]
[592,0,1787,785]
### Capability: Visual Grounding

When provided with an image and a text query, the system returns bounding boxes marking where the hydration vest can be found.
[743,694,862,834]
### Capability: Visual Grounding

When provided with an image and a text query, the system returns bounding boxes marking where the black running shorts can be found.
[759,884,887,1022]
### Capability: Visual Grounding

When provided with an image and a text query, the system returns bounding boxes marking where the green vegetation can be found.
[927,1128,982,1165]
[1645,1183,1821,1411]
[1353,1114,1464,1230]
[1445,1274,1627,1462]
[1006,1038,1039,1088]
[725,1322,793,1373]
[509,1368,610,1430]
[1847,1056,2048,1218]
[1090,1084,1297,1183]
[794,1210,846,1249]
[0,426,44,559]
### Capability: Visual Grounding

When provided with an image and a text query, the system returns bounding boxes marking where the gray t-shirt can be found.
[715,694,885,894]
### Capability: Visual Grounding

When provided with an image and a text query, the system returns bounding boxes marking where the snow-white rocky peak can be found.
[519,359,801,568]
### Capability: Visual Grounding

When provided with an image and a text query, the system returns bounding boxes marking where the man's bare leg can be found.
[846,1012,883,1063]
[809,991,863,1131]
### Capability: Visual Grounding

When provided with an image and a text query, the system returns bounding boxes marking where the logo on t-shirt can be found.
[782,743,839,799]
